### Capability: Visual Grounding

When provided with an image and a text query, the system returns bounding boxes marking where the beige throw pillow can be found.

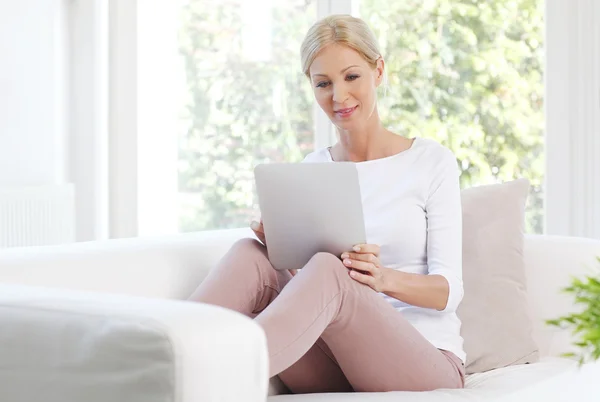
[458,178,540,374]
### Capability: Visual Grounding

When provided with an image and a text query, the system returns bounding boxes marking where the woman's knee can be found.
[230,237,266,255]
[304,252,348,278]
[310,251,342,265]
[223,238,270,271]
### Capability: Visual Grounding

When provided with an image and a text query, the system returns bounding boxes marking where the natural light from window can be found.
[137,0,544,235]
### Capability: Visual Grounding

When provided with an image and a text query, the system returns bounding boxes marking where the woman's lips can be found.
[334,105,358,118]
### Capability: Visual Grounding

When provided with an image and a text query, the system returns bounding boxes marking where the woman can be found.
[189,14,465,393]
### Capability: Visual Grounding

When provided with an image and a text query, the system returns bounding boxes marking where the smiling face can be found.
[309,43,384,131]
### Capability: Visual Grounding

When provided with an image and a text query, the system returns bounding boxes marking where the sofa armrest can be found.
[0,228,254,299]
[0,283,268,402]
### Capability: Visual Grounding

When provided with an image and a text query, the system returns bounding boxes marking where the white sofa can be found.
[0,228,599,402]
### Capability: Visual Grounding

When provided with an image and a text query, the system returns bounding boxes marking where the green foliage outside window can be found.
[178,0,544,233]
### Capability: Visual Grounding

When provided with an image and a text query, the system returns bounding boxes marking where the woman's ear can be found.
[375,57,385,87]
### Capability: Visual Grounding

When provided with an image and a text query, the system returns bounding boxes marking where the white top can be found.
[302,137,466,363]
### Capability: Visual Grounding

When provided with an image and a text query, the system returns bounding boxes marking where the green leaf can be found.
[546,257,600,363]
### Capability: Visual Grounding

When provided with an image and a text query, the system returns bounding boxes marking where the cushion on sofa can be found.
[457,178,539,374]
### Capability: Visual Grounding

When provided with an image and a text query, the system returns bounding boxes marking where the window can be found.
[357,0,545,233]
[133,0,544,236]
[137,0,317,234]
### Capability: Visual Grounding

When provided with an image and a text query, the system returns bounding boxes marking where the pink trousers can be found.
[189,238,465,393]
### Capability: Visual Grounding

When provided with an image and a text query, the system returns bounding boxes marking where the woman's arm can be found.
[384,149,464,313]
[345,149,464,312]
[381,270,450,311]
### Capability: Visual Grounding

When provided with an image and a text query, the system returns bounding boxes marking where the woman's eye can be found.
[316,81,330,88]
[346,74,360,81]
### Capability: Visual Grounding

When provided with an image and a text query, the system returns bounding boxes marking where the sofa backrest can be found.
[0,230,598,358]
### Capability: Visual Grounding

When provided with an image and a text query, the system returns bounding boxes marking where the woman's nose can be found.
[332,83,349,103]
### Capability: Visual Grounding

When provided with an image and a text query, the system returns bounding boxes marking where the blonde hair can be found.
[300,15,383,78]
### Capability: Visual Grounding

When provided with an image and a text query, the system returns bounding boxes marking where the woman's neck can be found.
[333,108,399,162]
[335,127,386,162]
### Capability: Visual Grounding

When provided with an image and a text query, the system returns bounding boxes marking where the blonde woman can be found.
[189,15,465,393]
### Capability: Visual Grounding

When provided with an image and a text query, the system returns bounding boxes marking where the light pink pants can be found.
[189,238,464,393]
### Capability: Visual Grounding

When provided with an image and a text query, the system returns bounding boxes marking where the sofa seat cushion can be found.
[268,358,575,402]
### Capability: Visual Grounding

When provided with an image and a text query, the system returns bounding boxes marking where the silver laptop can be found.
[254,162,367,271]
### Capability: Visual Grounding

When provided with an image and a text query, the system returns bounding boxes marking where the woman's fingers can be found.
[250,220,266,245]
[340,252,378,264]
[254,232,266,244]
[250,220,263,231]
[342,257,376,273]
[339,244,383,292]
[351,243,380,256]
[348,269,375,287]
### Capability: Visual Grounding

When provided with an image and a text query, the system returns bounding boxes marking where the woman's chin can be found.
[334,119,362,132]
[330,112,358,127]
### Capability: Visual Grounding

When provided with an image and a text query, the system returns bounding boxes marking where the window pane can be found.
[357,0,545,233]
[177,0,316,231]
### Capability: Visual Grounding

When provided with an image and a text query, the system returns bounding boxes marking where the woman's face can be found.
[309,44,384,131]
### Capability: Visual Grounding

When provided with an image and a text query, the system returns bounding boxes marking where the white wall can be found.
[0,0,110,242]
[545,0,600,239]
[0,0,69,186]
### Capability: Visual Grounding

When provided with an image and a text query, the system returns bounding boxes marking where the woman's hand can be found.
[250,220,266,246]
[250,219,297,277]
[341,244,388,292]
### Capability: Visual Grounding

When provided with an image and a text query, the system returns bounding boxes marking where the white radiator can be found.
[0,184,76,248]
